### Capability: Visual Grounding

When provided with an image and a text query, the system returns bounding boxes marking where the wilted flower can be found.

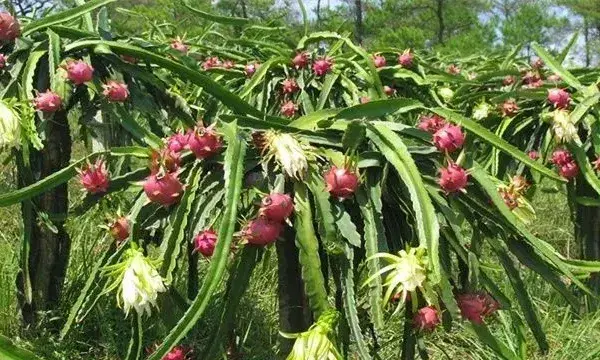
[0,100,20,149]
[170,37,188,54]
[551,109,578,143]
[417,114,446,133]
[501,99,519,117]
[202,56,222,70]
[103,246,166,317]
[261,131,310,180]
[447,64,461,75]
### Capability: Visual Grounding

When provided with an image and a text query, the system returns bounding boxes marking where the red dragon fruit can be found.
[34,90,62,112]
[522,71,543,88]
[245,63,258,77]
[433,124,465,153]
[412,306,440,332]
[292,52,310,69]
[243,217,283,246]
[65,60,94,85]
[281,78,299,94]
[0,53,6,69]
[324,166,359,199]
[501,99,519,117]
[417,114,446,133]
[558,161,579,179]
[0,12,20,41]
[457,292,499,324]
[439,163,468,193]
[527,150,540,160]
[280,100,298,117]
[502,75,515,86]
[170,38,188,54]
[373,53,386,68]
[531,57,544,69]
[547,88,570,109]
[102,81,129,102]
[550,149,573,166]
[397,49,413,67]
[166,131,189,153]
[109,216,130,243]
[78,158,110,194]
[143,172,184,206]
[312,57,333,76]
[194,229,218,257]
[260,193,294,222]
[188,124,222,159]
[202,56,221,70]
[383,85,396,96]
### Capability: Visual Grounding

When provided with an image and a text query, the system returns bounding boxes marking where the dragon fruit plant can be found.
[0,4,598,360]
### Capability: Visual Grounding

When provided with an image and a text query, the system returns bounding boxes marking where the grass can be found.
[1,167,600,359]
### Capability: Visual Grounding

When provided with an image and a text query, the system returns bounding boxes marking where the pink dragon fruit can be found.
[412,306,440,332]
[260,193,294,222]
[312,57,333,76]
[417,114,446,133]
[65,60,94,85]
[34,90,62,112]
[78,158,110,194]
[397,49,413,68]
[373,53,386,68]
[0,12,20,41]
[501,99,519,117]
[280,100,298,117]
[281,78,299,94]
[433,124,465,153]
[383,85,396,96]
[547,88,570,109]
[166,131,190,153]
[109,216,129,243]
[292,52,309,69]
[522,71,543,88]
[222,60,235,69]
[188,124,222,159]
[457,292,499,324]
[531,57,544,69]
[243,217,283,246]
[143,172,184,206]
[170,38,188,54]
[0,53,6,69]
[194,229,218,257]
[102,81,129,102]
[439,163,468,193]
[245,63,258,77]
[324,166,359,199]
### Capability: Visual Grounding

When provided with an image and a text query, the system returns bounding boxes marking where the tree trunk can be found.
[436,0,444,45]
[276,227,310,354]
[354,0,363,45]
[574,178,600,295]
[18,109,72,327]
[316,0,321,26]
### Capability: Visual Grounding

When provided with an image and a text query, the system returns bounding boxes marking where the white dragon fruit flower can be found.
[472,101,491,120]
[263,131,310,180]
[104,246,166,317]
[0,100,20,149]
[551,109,578,143]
